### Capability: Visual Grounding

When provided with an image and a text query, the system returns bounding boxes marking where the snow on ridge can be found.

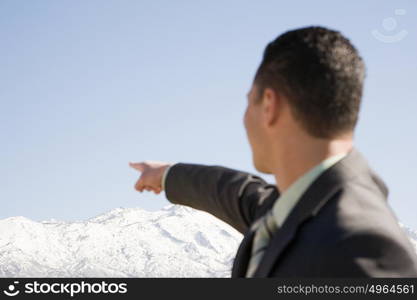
[399,222,417,252]
[0,204,242,278]
[399,222,417,239]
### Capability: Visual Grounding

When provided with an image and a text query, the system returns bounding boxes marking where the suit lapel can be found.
[231,229,255,277]
[252,149,374,277]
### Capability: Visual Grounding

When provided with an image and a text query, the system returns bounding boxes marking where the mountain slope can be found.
[399,222,417,253]
[0,205,242,277]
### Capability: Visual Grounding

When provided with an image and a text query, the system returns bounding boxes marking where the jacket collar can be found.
[251,148,388,277]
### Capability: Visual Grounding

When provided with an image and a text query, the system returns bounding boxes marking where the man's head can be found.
[244,26,365,173]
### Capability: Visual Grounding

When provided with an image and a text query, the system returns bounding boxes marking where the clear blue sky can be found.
[1,0,416,229]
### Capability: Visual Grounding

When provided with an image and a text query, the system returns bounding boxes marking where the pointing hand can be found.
[129,160,173,194]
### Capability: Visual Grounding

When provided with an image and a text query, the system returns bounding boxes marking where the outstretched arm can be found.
[130,161,274,233]
[164,163,272,233]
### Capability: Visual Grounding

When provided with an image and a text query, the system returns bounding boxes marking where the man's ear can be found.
[262,87,281,128]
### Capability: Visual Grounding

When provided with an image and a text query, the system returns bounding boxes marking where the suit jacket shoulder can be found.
[298,179,417,277]
[259,149,417,277]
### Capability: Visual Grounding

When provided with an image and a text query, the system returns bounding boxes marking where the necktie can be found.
[245,209,279,277]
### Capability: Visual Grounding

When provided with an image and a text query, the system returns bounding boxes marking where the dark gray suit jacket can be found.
[164,149,417,277]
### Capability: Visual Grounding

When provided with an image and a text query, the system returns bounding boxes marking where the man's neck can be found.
[272,138,353,193]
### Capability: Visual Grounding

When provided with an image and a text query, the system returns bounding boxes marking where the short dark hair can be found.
[254,26,365,138]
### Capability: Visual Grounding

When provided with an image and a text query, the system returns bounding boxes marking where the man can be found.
[129,26,417,277]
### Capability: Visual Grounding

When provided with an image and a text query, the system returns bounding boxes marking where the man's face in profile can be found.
[243,84,271,174]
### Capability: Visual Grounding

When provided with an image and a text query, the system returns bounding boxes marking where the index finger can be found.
[129,162,146,172]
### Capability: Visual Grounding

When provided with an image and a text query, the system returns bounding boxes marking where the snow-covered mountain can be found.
[399,223,417,253]
[0,205,416,277]
[0,205,243,277]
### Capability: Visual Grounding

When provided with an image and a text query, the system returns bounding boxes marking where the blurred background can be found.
[1,0,416,228]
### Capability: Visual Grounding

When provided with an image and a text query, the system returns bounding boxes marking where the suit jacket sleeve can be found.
[164,162,272,234]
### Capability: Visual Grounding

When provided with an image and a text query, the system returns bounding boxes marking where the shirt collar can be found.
[271,152,348,227]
